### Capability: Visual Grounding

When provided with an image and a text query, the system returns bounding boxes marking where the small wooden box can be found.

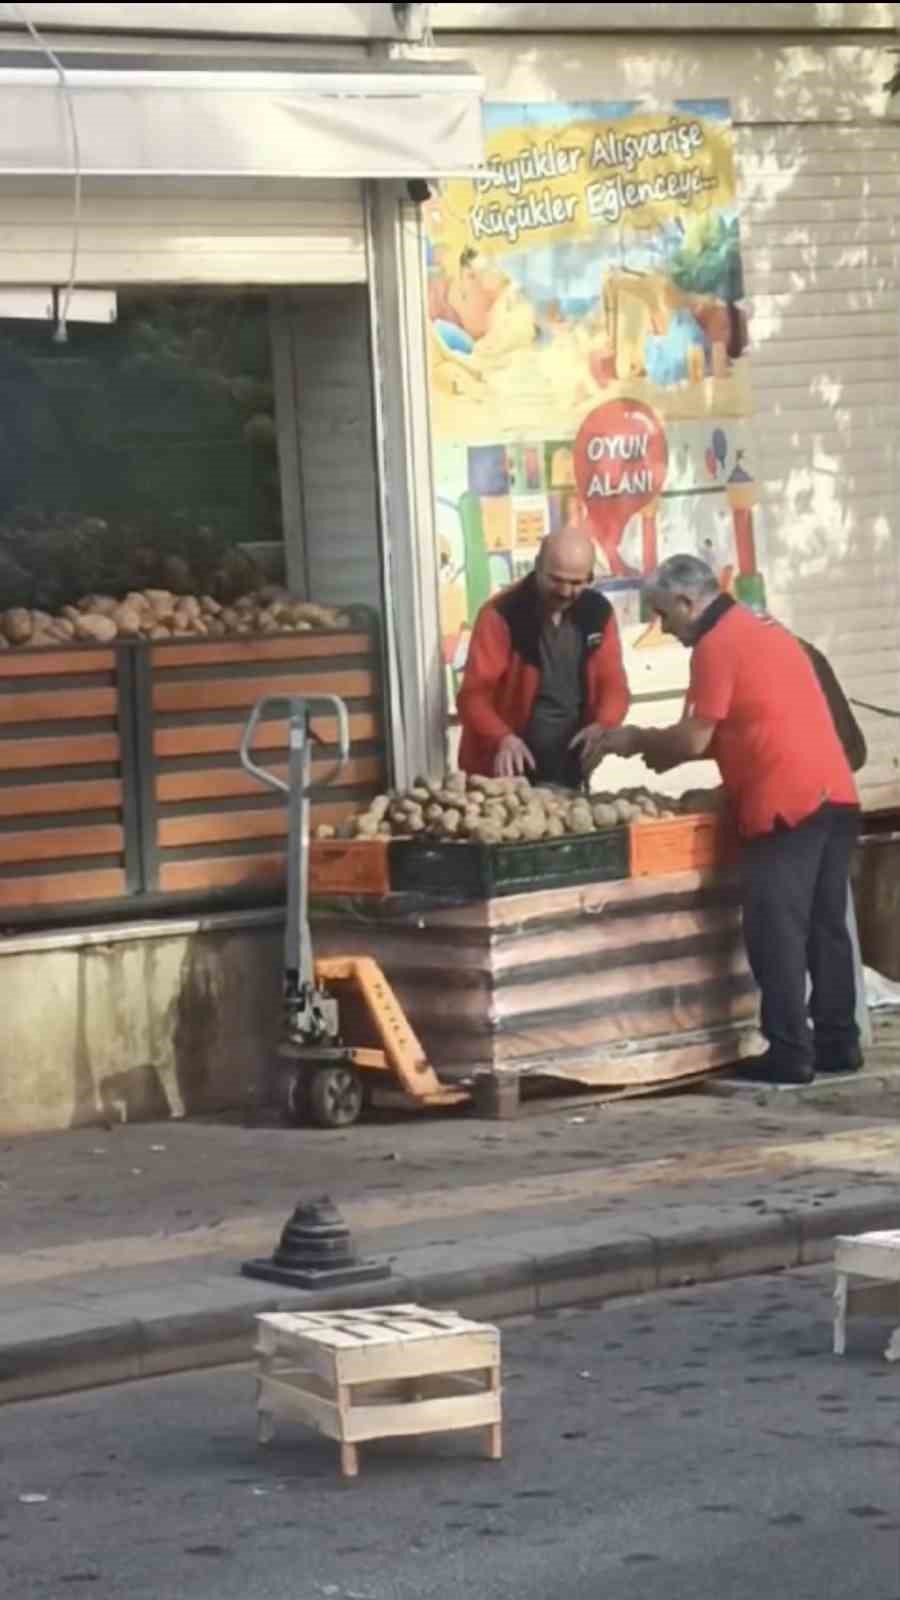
[834,1230,900,1362]
[255,1305,502,1479]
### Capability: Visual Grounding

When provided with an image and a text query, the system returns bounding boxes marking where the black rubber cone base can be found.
[241,1257,391,1291]
[241,1195,391,1290]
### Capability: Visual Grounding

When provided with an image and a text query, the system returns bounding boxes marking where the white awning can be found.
[0,62,484,181]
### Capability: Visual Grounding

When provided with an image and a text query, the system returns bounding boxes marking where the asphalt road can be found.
[1,1271,898,1600]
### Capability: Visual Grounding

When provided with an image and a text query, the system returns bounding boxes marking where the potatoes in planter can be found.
[0,585,359,647]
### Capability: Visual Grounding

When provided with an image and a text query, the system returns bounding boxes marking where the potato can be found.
[146,590,176,619]
[4,608,33,645]
[592,803,618,829]
[442,809,463,837]
[112,604,143,637]
[545,816,566,840]
[74,613,118,644]
[315,825,336,841]
[520,811,547,843]
[503,824,524,843]
[568,803,595,835]
[474,823,504,845]
[78,594,117,617]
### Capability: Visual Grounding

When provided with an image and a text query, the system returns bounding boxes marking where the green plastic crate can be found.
[387,829,629,902]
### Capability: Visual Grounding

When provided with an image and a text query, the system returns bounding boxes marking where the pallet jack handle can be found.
[239,695,351,796]
[240,694,351,989]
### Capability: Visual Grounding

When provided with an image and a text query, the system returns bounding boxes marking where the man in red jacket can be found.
[458,529,630,785]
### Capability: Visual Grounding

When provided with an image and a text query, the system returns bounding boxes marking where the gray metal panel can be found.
[292,287,383,617]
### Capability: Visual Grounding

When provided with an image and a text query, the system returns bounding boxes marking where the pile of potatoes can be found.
[0,588,351,649]
[316,775,720,848]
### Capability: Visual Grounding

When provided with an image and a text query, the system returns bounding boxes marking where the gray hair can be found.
[644,555,720,600]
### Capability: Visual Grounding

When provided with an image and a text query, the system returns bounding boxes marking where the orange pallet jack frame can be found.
[241,694,469,1129]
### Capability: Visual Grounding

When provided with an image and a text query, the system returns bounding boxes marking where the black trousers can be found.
[741,805,860,1070]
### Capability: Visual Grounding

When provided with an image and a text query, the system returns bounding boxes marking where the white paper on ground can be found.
[864,967,900,1010]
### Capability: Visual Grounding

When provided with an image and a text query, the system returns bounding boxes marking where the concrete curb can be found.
[2,1188,898,1406]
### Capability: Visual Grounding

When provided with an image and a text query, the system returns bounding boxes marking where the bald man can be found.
[457,531,630,784]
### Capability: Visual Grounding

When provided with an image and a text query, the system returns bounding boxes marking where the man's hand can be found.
[494,735,536,779]
[644,746,678,775]
[570,724,643,775]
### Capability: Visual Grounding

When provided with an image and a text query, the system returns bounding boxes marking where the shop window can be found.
[0,291,283,617]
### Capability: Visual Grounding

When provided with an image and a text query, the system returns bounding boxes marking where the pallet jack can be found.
[240,695,470,1129]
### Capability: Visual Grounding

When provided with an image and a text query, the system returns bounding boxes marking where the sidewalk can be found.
[2,1027,899,1405]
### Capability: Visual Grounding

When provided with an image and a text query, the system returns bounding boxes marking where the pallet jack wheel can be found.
[308,1063,365,1129]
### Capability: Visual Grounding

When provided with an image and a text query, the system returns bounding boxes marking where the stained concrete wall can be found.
[0,915,283,1137]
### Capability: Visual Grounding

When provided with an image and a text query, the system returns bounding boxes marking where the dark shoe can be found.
[732,1051,815,1087]
[815,1045,864,1077]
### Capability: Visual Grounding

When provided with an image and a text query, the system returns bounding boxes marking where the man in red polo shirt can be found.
[577,554,861,1085]
[458,529,630,786]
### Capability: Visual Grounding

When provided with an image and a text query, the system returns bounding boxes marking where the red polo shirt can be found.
[687,600,858,838]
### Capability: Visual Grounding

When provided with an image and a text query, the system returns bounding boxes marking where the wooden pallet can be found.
[255,1305,502,1479]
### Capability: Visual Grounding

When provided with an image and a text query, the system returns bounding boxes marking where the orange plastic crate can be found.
[628,813,738,879]
[309,839,389,897]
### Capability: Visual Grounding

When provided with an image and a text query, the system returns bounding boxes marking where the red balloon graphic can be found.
[574,400,669,577]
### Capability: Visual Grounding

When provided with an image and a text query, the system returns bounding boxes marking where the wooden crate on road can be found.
[255,1305,502,1480]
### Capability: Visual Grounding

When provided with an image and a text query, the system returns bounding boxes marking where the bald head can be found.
[535,529,596,618]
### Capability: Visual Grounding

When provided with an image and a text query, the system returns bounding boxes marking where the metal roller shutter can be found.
[0,181,368,286]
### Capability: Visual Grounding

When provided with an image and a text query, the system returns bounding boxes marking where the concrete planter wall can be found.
[0,914,283,1137]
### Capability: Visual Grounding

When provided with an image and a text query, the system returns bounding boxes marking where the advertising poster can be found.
[424,100,765,714]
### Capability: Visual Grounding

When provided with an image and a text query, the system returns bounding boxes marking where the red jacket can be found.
[458,574,630,777]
